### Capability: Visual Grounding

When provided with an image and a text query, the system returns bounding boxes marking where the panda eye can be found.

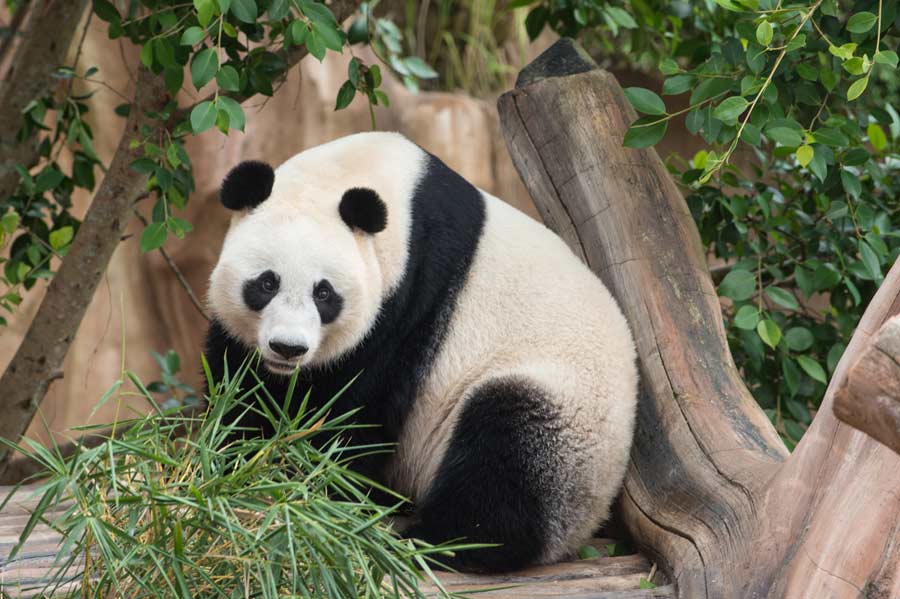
[314,281,332,302]
[259,273,279,294]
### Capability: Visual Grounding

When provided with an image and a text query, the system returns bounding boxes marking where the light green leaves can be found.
[180,26,205,46]
[713,96,749,125]
[190,47,219,90]
[867,123,887,151]
[766,126,803,147]
[719,269,755,301]
[190,101,217,134]
[796,355,827,384]
[847,76,869,101]
[624,87,666,116]
[796,144,813,167]
[49,226,74,251]
[194,0,216,28]
[216,65,240,92]
[846,11,877,34]
[756,20,773,46]
[734,305,760,330]
[623,117,667,149]
[217,97,245,131]
[874,50,899,69]
[756,319,781,349]
[765,287,799,311]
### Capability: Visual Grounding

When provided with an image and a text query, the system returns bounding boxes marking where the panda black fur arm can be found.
[203,153,485,486]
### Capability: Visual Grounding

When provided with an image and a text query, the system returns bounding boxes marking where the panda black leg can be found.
[406,377,569,573]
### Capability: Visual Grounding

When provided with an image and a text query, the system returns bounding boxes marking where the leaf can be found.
[757,319,782,349]
[659,58,680,75]
[874,50,899,68]
[180,26,206,46]
[190,47,219,90]
[312,21,344,52]
[139,42,154,69]
[404,56,438,79]
[190,101,218,134]
[140,222,167,253]
[756,20,773,46]
[217,96,245,131]
[812,127,848,146]
[784,327,814,351]
[662,74,694,96]
[782,356,801,395]
[49,226,74,250]
[194,0,216,28]
[93,0,120,22]
[624,87,666,116]
[606,6,637,28]
[713,96,749,125]
[841,170,862,198]
[230,0,257,22]
[829,42,857,60]
[765,287,799,310]
[290,20,310,46]
[639,578,658,589]
[216,65,241,92]
[858,240,882,282]
[734,305,760,330]
[867,123,887,151]
[334,80,356,110]
[785,397,812,424]
[796,355,827,384]
[1,212,19,233]
[827,343,846,373]
[795,144,813,167]
[847,76,869,101]
[578,545,601,559]
[524,6,548,40]
[623,117,667,149]
[766,127,803,147]
[719,269,756,301]
[808,144,827,182]
[847,11,877,34]
[690,78,732,105]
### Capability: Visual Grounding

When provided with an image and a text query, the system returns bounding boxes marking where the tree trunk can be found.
[498,38,900,599]
[833,315,900,455]
[0,66,169,477]
[0,0,90,199]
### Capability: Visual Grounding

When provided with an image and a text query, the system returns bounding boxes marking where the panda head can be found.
[208,141,409,376]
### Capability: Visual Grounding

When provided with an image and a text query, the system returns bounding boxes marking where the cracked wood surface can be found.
[498,37,900,599]
[833,315,900,455]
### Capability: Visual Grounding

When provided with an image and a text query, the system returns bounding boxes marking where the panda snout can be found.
[269,340,309,360]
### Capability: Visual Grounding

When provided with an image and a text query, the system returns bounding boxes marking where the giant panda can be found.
[204,131,638,573]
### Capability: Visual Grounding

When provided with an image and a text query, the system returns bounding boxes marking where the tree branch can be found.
[133,208,210,322]
[0,0,90,199]
[0,66,170,477]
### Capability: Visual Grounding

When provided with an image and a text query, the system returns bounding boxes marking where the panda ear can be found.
[220,161,275,211]
[339,188,388,234]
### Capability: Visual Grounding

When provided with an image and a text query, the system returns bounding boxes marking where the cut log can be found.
[498,37,900,599]
[833,315,900,454]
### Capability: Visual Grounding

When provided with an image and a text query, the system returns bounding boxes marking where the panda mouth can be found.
[262,359,300,375]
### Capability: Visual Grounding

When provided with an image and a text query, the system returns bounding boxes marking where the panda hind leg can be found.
[406,376,573,573]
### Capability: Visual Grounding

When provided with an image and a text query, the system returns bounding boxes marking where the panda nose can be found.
[269,340,308,360]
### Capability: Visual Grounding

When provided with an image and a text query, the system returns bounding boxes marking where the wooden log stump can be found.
[833,315,900,455]
[498,38,900,599]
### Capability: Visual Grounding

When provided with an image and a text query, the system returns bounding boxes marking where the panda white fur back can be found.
[206,131,637,573]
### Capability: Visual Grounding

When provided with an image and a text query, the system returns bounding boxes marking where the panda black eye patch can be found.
[313,279,343,324]
[243,270,280,312]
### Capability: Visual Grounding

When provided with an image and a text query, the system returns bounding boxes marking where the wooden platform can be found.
[0,486,675,598]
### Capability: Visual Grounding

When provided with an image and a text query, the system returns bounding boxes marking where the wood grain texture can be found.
[833,315,900,454]
[498,38,900,599]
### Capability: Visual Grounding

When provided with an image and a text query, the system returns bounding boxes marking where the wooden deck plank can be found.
[0,485,673,598]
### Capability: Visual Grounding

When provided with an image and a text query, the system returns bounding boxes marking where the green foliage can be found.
[525,0,900,448]
[1,1,441,323]
[1,355,472,598]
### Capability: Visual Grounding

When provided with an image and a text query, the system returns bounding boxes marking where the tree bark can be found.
[0,66,169,476]
[832,315,900,455]
[0,0,90,199]
[498,38,900,599]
